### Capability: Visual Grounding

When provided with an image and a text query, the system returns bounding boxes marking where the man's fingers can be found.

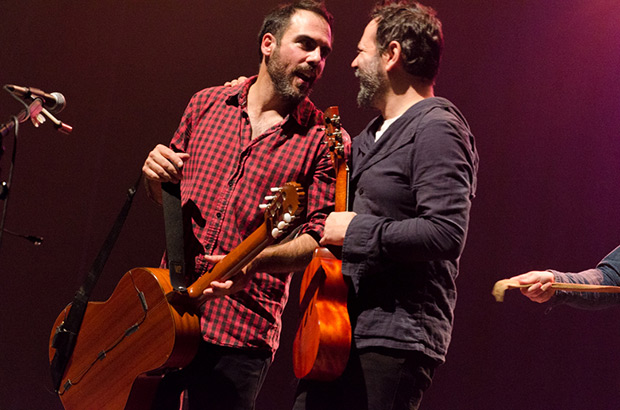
[143,146,190,183]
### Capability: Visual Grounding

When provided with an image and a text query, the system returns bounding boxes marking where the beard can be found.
[355,55,388,109]
[267,46,316,104]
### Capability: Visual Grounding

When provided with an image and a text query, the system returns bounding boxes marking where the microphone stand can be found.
[0,98,40,252]
[0,86,72,255]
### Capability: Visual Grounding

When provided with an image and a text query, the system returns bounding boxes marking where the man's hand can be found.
[142,144,190,184]
[142,144,190,204]
[320,212,357,246]
[201,255,252,299]
[510,270,556,303]
[224,76,249,87]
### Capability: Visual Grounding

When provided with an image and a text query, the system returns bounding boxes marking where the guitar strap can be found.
[161,182,189,292]
[50,173,142,393]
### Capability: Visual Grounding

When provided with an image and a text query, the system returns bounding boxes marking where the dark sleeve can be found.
[343,114,477,273]
[552,245,620,309]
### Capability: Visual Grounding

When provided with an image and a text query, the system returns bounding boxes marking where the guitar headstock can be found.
[323,106,345,169]
[260,182,306,239]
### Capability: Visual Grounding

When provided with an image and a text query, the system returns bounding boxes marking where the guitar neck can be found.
[334,161,349,213]
[186,222,272,300]
[180,181,303,306]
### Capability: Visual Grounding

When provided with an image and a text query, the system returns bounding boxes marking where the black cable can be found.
[2,228,43,245]
[0,115,20,252]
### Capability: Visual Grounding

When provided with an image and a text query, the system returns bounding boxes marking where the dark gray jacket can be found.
[342,97,478,363]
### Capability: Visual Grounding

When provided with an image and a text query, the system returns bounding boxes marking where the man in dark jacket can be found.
[293,2,479,410]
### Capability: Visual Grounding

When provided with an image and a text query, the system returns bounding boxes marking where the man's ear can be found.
[384,40,402,72]
[261,33,277,57]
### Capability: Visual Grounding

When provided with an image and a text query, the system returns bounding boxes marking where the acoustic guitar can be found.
[49,182,304,410]
[292,107,351,381]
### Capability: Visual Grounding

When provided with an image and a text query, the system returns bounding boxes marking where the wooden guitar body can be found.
[292,106,352,380]
[49,267,200,410]
[48,182,305,409]
[293,247,351,380]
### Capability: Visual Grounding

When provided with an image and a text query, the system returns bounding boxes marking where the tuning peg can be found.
[259,203,269,210]
[264,195,276,202]
[271,228,283,238]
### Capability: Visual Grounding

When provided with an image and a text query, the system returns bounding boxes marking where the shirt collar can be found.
[225,75,318,128]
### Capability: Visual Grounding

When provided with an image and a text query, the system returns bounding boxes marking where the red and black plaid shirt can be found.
[168,76,335,353]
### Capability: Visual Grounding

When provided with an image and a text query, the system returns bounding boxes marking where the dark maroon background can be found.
[1,1,620,409]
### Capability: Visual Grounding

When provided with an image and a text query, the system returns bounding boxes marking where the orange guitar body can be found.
[49,267,200,410]
[293,106,352,381]
[48,183,305,410]
[293,247,351,380]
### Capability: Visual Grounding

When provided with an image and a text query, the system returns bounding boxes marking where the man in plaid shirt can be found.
[141,1,336,409]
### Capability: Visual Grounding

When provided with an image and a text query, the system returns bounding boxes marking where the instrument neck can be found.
[334,162,349,212]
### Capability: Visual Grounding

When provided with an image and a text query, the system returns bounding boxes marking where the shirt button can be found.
[216,212,222,219]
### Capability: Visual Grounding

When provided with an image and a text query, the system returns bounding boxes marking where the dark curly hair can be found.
[371,1,443,82]
[257,1,333,61]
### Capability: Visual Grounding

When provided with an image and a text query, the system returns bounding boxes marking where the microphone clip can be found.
[1,85,73,136]
[27,99,73,135]
[39,107,73,135]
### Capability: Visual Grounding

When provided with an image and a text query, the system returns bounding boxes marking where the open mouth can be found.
[295,70,315,84]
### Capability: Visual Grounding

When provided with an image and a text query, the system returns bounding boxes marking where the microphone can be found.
[5,84,66,114]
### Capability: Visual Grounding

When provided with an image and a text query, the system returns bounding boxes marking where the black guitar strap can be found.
[50,173,142,393]
[161,181,189,292]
